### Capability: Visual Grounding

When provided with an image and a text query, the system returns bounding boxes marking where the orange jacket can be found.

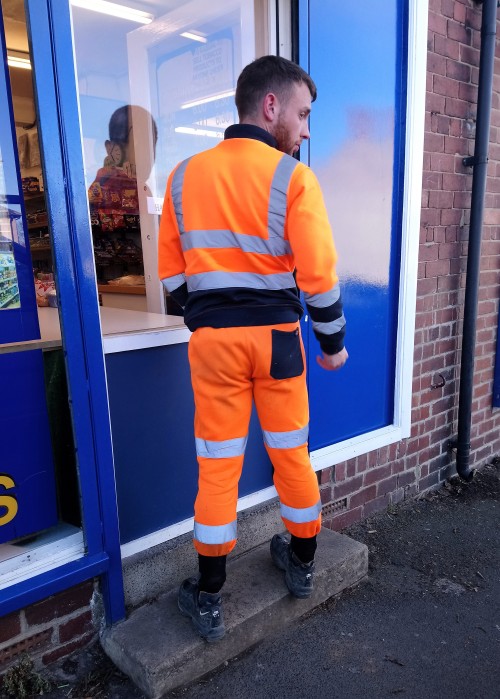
[158,125,345,354]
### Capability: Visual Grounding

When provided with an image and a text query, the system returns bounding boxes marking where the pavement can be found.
[3,459,499,699]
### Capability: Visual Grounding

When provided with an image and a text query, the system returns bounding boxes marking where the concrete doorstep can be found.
[101,529,368,699]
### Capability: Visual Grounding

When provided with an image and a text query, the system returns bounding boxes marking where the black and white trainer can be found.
[178,577,225,642]
[270,534,315,599]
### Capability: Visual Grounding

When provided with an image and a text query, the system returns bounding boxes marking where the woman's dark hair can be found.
[235,55,317,120]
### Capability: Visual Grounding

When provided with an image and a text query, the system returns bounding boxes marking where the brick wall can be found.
[0,580,97,673]
[321,0,500,531]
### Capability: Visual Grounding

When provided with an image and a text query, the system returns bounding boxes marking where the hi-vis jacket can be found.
[158,124,345,355]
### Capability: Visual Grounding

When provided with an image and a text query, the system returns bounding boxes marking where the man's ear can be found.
[263,93,279,123]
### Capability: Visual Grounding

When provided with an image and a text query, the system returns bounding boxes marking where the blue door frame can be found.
[0,0,124,624]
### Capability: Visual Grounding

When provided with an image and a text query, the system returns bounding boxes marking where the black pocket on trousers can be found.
[270,329,304,379]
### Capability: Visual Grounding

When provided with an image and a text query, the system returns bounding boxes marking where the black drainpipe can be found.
[449,0,498,481]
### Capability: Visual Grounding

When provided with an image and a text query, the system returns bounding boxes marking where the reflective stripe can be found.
[280,500,322,524]
[304,285,341,308]
[195,436,247,459]
[171,157,192,235]
[312,315,346,334]
[161,274,186,293]
[187,271,296,292]
[181,229,291,257]
[263,425,309,449]
[268,154,299,241]
[194,520,237,545]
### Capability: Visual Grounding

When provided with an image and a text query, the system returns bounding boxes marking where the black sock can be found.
[290,535,317,564]
[198,554,227,594]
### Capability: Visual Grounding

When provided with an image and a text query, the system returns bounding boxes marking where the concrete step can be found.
[101,529,368,699]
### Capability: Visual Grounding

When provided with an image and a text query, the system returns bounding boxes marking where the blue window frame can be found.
[0,0,124,624]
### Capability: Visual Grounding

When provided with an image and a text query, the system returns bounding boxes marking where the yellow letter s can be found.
[0,475,18,527]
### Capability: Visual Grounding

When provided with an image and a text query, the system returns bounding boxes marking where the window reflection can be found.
[71,0,258,314]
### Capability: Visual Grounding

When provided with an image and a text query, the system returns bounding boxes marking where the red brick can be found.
[460,44,480,66]
[318,467,332,485]
[425,131,446,152]
[0,612,21,644]
[350,485,377,509]
[438,242,461,259]
[421,209,442,228]
[441,0,455,19]
[428,11,448,36]
[446,59,471,82]
[356,454,370,473]
[334,475,363,499]
[447,20,472,45]
[453,3,466,24]
[445,97,471,119]
[419,244,439,262]
[427,91,446,114]
[427,52,447,76]
[334,462,346,482]
[363,493,391,518]
[426,259,451,277]
[428,189,453,208]
[458,82,478,103]
[377,475,400,497]
[363,464,392,487]
[444,135,469,156]
[423,172,442,193]
[320,486,332,504]
[58,612,94,644]
[25,581,94,627]
[430,113,451,135]
[465,8,482,31]
[430,152,456,172]
[434,34,460,60]
[331,506,363,532]
[41,632,95,667]
[442,172,467,190]
[398,470,417,488]
[433,74,459,98]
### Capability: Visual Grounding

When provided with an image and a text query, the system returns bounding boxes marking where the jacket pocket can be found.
[270,328,304,380]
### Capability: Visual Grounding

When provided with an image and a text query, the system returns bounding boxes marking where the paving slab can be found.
[101,528,368,699]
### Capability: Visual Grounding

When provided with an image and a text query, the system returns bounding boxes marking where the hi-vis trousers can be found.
[188,322,322,557]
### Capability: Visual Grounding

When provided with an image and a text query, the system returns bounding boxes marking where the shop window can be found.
[71,0,276,318]
[0,0,83,587]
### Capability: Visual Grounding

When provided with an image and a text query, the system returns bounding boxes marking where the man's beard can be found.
[273,117,296,155]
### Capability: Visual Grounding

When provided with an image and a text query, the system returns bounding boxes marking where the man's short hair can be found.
[235,55,317,120]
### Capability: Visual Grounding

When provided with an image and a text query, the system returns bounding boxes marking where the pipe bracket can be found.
[462,155,489,167]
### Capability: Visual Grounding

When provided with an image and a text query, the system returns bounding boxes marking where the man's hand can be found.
[316,347,349,371]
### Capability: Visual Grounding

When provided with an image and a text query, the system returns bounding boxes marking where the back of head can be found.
[235,55,317,122]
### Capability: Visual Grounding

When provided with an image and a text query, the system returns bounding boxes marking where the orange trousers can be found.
[188,322,321,557]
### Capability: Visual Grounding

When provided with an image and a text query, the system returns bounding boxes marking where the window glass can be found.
[71,0,262,315]
[0,0,83,580]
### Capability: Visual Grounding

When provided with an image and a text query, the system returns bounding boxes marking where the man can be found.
[158,56,348,642]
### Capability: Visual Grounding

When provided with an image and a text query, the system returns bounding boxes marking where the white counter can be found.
[38,306,191,354]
